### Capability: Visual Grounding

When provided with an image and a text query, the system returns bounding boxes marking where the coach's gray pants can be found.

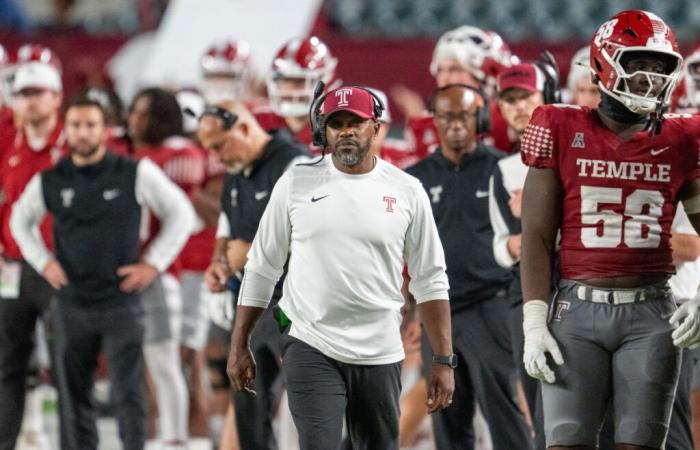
[282,335,402,450]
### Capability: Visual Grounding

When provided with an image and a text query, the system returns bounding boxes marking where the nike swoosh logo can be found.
[475,190,489,198]
[254,191,269,200]
[311,195,329,203]
[103,189,120,201]
[650,146,670,156]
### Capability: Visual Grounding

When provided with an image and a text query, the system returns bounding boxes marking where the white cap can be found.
[368,88,391,123]
[13,62,62,93]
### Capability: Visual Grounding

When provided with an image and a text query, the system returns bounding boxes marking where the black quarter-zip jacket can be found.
[406,145,512,311]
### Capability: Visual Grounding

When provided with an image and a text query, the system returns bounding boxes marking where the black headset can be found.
[534,50,562,105]
[197,105,238,130]
[428,84,491,134]
[308,81,385,148]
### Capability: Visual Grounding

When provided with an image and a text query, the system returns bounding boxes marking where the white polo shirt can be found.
[240,156,449,365]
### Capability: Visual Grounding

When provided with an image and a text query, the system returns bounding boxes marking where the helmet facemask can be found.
[599,47,681,114]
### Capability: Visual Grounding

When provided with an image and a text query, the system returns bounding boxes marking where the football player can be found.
[520,10,700,450]
[200,38,256,105]
[263,35,337,151]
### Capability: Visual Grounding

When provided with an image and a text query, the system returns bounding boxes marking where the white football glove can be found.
[670,296,700,349]
[203,283,236,331]
[523,300,564,383]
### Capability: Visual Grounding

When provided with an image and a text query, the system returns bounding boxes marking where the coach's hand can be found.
[670,297,700,348]
[43,259,68,290]
[426,364,454,413]
[227,345,257,397]
[523,300,564,383]
[117,262,159,293]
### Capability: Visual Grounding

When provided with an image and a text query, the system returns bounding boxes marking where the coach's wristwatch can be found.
[432,354,458,369]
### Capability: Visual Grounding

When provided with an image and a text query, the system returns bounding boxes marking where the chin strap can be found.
[645,103,668,136]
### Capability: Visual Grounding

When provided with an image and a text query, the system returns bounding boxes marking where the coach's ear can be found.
[372,119,380,138]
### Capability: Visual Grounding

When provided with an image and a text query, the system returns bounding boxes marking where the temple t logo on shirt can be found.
[383,196,396,213]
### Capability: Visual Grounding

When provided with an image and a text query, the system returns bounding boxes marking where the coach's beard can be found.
[70,143,101,160]
[332,139,370,167]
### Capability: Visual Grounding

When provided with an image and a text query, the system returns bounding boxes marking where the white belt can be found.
[575,286,652,305]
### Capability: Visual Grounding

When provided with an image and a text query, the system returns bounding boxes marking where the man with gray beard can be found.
[227,85,454,450]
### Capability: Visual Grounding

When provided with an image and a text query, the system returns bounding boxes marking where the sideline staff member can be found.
[11,93,195,450]
[227,86,454,450]
[198,101,309,450]
[406,84,532,450]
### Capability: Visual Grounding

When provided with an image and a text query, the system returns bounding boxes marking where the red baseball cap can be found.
[321,86,376,120]
[497,63,544,96]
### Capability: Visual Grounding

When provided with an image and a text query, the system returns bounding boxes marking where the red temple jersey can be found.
[0,107,15,158]
[106,126,132,157]
[248,99,287,132]
[180,148,224,272]
[248,99,321,154]
[134,136,207,275]
[0,123,65,260]
[406,103,516,159]
[521,104,700,279]
[133,137,206,192]
[380,137,421,169]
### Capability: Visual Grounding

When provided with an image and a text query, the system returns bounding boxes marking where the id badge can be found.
[0,261,21,299]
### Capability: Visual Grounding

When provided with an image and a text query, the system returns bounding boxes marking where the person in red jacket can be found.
[0,60,64,450]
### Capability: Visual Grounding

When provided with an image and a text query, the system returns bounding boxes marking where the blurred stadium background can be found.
[2,0,699,127]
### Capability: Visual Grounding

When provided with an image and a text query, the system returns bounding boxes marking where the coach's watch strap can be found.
[432,353,458,369]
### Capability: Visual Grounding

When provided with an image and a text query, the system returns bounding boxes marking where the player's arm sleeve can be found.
[489,165,519,268]
[405,182,450,303]
[9,174,51,273]
[238,172,293,308]
[136,159,196,272]
[520,106,558,171]
[215,212,230,238]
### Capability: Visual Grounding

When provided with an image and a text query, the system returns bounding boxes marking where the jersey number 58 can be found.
[580,186,663,248]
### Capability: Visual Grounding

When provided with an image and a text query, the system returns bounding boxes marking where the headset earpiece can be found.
[309,81,328,147]
[536,51,562,104]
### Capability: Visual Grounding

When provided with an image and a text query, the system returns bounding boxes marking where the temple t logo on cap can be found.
[335,88,353,106]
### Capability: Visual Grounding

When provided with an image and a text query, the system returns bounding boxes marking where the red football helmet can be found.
[15,43,62,74]
[430,27,518,80]
[200,39,254,103]
[430,26,518,96]
[266,36,337,117]
[682,46,700,109]
[590,10,682,114]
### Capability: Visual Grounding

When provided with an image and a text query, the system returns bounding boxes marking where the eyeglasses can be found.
[433,111,477,124]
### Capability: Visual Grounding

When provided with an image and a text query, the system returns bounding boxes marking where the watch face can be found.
[433,354,457,368]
